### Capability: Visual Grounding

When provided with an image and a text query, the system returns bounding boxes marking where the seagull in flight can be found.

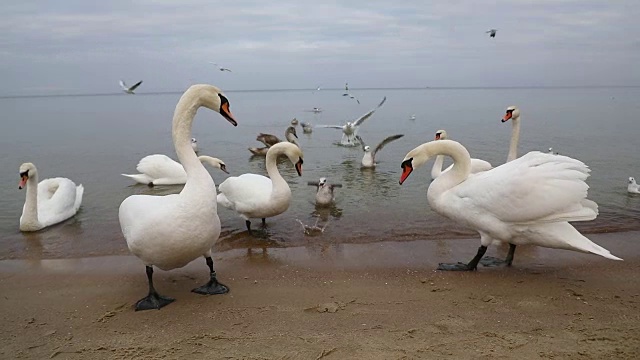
[357,134,404,168]
[486,29,497,38]
[119,80,143,94]
[317,96,387,146]
[210,62,232,72]
[342,82,349,96]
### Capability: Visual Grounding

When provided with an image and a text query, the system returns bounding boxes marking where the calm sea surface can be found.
[1,87,639,260]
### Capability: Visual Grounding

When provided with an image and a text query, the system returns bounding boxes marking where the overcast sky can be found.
[1,0,639,95]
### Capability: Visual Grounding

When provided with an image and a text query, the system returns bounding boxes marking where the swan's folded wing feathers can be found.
[136,154,186,180]
[217,174,272,213]
[454,152,595,224]
[37,178,80,227]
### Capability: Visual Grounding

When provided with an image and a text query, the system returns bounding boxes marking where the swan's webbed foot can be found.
[437,262,477,271]
[135,292,175,311]
[261,218,266,227]
[192,275,229,295]
[437,245,488,272]
[479,244,516,267]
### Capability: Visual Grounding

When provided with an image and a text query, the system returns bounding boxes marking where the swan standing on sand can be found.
[431,130,492,180]
[399,139,621,271]
[317,96,387,146]
[249,126,299,156]
[18,163,84,232]
[356,134,404,168]
[629,177,640,194]
[119,80,143,94]
[308,177,342,206]
[122,155,228,186]
[119,84,238,311]
[218,142,304,234]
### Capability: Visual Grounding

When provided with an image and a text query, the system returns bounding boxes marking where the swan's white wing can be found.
[352,96,387,126]
[36,178,81,227]
[443,158,493,174]
[217,174,273,213]
[372,134,404,158]
[129,80,143,91]
[452,151,596,224]
[135,154,186,180]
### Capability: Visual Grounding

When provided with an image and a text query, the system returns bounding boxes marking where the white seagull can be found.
[308,177,342,206]
[486,29,497,38]
[629,177,640,194]
[357,134,404,168]
[317,96,387,146]
[120,80,143,94]
[210,62,232,72]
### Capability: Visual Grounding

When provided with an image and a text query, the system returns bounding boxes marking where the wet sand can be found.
[1,232,639,359]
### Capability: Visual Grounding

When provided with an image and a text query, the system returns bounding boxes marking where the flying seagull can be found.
[357,134,404,168]
[486,29,497,38]
[119,80,143,94]
[342,82,349,96]
[210,62,232,72]
[317,96,387,146]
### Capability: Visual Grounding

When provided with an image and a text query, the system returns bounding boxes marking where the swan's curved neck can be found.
[506,118,520,162]
[421,141,471,201]
[265,150,289,197]
[23,172,40,225]
[172,89,213,189]
[431,155,444,179]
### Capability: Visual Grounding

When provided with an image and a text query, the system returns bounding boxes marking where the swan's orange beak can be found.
[502,111,512,122]
[220,102,237,126]
[19,175,28,189]
[295,158,303,176]
[399,159,413,185]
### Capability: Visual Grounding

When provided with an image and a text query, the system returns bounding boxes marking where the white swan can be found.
[18,163,84,232]
[308,177,342,206]
[356,134,404,168]
[317,96,386,146]
[122,155,228,186]
[502,105,522,162]
[399,139,622,271]
[217,142,304,234]
[629,177,640,194]
[430,130,493,180]
[119,80,143,94]
[118,84,237,311]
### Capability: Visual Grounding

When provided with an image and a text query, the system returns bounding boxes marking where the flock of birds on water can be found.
[16,79,638,310]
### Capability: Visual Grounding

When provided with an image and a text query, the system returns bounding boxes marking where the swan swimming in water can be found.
[317,96,387,146]
[118,84,237,311]
[121,155,228,186]
[18,162,84,232]
[218,142,304,234]
[308,177,342,206]
[629,177,640,194]
[399,139,621,271]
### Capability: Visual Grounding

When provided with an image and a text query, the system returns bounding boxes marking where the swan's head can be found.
[399,140,453,184]
[268,142,304,176]
[192,84,237,126]
[286,125,298,139]
[502,106,520,123]
[630,177,636,184]
[197,156,228,174]
[18,162,37,189]
[435,129,448,140]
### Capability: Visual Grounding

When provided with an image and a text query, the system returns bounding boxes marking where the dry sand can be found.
[1,232,639,359]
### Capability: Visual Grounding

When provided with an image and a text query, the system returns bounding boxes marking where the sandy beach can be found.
[1,232,639,359]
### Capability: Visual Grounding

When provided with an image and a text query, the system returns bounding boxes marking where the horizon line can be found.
[1,84,639,100]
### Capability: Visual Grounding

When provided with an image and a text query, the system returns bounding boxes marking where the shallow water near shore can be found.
[1,87,640,260]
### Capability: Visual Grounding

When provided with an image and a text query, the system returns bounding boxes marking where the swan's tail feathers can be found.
[121,173,153,185]
[74,184,84,212]
[540,223,622,261]
[216,193,233,209]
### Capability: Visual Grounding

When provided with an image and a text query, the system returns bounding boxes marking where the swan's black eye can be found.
[401,158,413,169]
[19,170,28,177]
[218,94,229,105]
[506,109,513,114]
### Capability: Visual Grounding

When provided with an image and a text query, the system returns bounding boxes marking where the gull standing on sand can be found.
[357,134,404,168]
[119,80,143,94]
[317,96,387,146]
[308,177,342,206]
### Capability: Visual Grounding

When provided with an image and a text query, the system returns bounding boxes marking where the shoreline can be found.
[1,232,639,359]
